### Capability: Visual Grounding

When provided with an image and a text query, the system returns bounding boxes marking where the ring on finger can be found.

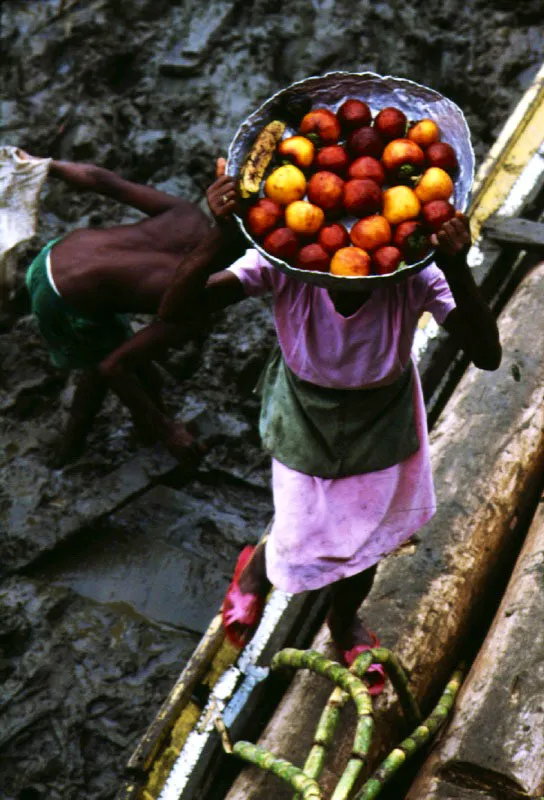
[221,194,229,204]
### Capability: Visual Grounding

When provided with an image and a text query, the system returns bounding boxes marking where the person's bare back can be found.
[51,201,212,314]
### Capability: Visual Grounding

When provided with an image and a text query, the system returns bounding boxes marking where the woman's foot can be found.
[222,542,271,648]
[327,615,386,695]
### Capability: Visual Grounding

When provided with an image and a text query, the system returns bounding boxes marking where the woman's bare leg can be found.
[327,565,378,651]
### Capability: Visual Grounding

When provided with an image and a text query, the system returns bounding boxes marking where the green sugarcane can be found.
[350,647,421,727]
[355,665,464,800]
[233,741,322,799]
[293,686,348,800]
[274,650,375,800]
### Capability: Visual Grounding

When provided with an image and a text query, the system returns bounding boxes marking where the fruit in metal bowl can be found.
[373,106,407,142]
[246,198,283,239]
[299,108,341,144]
[307,171,345,213]
[343,178,382,217]
[297,243,330,272]
[330,246,371,276]
[263,227,300,261]
[337,98,372,131]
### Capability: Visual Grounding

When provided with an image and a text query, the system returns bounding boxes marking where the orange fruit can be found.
[382,186,421,225]
[414,167,454,204]
[264,165,306,205]
[408,118,440,147]
[285,200,325,236]
[277,136,315,169]
[350,215,391,251]
[330,247,371,276]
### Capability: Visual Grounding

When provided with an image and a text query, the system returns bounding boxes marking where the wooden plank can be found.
[224,264,544,799]
[406,497,544,799]
[483,215,544,249]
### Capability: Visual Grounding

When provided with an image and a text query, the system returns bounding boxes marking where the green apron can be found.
[259,348,419,478]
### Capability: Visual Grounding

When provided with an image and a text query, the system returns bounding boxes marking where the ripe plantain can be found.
[239,120,286,199]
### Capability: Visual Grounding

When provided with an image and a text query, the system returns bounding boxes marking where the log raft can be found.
[406,497,544,799]
[224,264,544,799]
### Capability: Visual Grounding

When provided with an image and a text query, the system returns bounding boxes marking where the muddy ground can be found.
[1,1,543,798]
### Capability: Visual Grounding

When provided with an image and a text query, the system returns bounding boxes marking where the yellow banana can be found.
[238,120,286,199]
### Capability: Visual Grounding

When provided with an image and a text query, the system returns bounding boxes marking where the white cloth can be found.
[0,146,51,308]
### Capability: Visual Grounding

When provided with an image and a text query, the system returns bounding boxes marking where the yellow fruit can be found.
[408,118,440,148]
[382,185,421,225]
[285,200,324,235]
[414,167,454,203]
[265,164,307,205]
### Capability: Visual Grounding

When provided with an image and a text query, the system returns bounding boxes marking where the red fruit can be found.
[421,200,456,232]
[382,139,425,182]
[373,246,403,275]
[307,171,345,212]
[299,108,341,144]
[337,98,372,131]
[314,145,350,176]
[263,227,300,261]
[374,107,407,142]
[347,127,385,159]
[348,156,385,185]
[425,141,459,175]
[343,179,382,217]
[318,222,350,254]
[297,243,330,272]
[246,198,283,238]
[393,220,431,262]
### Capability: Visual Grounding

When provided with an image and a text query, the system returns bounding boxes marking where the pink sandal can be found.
[222,546,266,648]
[341,631,386,696]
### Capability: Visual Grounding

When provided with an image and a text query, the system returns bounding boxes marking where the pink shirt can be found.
[228,249,455,389]
[227,250,456,593]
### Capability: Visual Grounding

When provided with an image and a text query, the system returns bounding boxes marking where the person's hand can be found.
[431,211,471,262]
[15,148,41,162]
[206,157,239,224]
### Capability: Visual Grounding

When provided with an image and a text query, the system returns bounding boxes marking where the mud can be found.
[0,1,543,798]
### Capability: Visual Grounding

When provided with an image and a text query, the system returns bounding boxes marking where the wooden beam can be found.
[483,215,544,250]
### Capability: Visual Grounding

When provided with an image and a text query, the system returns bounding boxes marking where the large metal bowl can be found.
[226,71,474,291]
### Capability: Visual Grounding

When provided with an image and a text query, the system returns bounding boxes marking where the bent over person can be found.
[100,158,501,691]
[22,153,240,465]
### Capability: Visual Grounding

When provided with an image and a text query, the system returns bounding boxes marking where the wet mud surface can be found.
[1,1,543,798]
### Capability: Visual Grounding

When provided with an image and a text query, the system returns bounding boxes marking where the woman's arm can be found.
[435,214,502,371]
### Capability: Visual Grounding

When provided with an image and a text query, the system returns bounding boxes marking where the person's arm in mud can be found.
[17,149,194,217]
[437,213,502,370]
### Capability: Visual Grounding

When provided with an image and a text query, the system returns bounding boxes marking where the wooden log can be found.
[225,263,544,800]
[483,215,544,250]
[405,497,544,799]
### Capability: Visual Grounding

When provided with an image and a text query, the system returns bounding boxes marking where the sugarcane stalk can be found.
[355,665,464,799]
[232,741,322,799]
[351,647,422,727]
[273,649,376,800]
[272,649,373,718]
[294,685,349,800]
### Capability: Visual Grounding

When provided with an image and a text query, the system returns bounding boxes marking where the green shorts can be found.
[26,239,132,370]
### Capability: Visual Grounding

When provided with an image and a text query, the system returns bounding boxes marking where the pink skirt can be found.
[265,364,436,593]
